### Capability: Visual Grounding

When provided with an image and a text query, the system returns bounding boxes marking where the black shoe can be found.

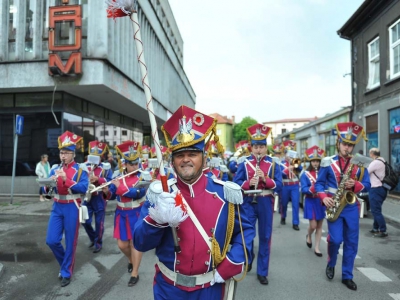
[293,225,299,231]
[128,276,139,287]
[58,273,62,280]
[374,232,388,238]
[280,218,286,225]
[88,242,94,248]
[93,246,102,253]
[128,263,133,273]
[247,262,252,273]
[369,229,379,234]
[61,277,71,287]
[314,251,322,257]
[306,235,312,248]
[342,279,357,291]
[326,265,334,280]
[257,275,268,285]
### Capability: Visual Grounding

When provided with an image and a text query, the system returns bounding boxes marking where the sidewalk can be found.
[382,196,400,225]
[0,195,118,216]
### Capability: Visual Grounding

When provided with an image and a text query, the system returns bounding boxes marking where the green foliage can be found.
[232,116,258,143]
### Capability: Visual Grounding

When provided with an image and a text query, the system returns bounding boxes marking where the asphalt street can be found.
[0,197,400,300]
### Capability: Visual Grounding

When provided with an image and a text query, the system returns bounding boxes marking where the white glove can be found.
[148,192,188,227]
[210,270,225,286]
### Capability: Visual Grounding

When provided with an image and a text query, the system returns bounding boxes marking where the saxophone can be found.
[326,162,357,222]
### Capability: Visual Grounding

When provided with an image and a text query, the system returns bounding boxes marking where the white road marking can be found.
[357,268,392,282]
[320,237,360,259]
[389,293,400,300]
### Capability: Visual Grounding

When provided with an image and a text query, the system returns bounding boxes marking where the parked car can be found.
[0,160,36,176]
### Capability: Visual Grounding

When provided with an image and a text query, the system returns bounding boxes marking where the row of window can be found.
[367,18,400,89]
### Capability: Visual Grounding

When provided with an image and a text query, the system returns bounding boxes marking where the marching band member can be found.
[315,122,370,291]
[82,141,113,254]
[300,145,326,257]
[279,140,302,230]
[228,141,250,178]
[45,131,89,287]
[133,106,254,299]
[234,124,283,285]
[206,140,229,181]
[150,145,175,178]
[102,141,149,287]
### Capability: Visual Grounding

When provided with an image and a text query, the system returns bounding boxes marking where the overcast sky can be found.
[168,0,364,123]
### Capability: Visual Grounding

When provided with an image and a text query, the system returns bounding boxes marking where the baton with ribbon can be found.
[106,0,181,252]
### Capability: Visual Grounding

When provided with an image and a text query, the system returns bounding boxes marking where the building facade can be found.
[209,113,235,153]
[0,0,195,194]
[276,107,351,158]
[263,117,318,145]
[338,0,400,194]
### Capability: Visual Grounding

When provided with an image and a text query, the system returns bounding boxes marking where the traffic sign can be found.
[331,129,337,136]
[16,115,24,135]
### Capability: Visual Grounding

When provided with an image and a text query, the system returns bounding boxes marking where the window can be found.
[366,114,378,151]
[389,19,400,79]
[122,130,127,136]
[325,134,336,157]
[281,128,287,134]
[367,37,380,88]
[389,108,400,193]
[217,129,221,135]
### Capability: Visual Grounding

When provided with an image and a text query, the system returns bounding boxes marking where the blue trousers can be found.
[280,184,300,225]
[369,186,387,232]
[153,271,224,300]
[46,202,80,279]
[82,194,107,249]
[327,203,359,279]
[243,195,274,277]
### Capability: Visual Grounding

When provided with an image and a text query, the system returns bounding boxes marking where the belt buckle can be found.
[176,273,196,287]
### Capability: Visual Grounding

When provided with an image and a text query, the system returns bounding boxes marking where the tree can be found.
[232,116,258,143]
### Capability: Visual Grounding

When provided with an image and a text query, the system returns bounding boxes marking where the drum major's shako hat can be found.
[58,131,82,151]
[162,105,220,154]
[304,145,325,161]
[115,140,142,163]
[335,122,367,145]
[246,124,273,146]
[88,141,108,156]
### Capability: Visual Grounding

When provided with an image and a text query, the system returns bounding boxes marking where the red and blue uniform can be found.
[280,159,302,226]
[300,169,325,221]
[105,171,148,241]
[46,161,89,279]
[82,163,113,250]
[315,155,370,280]
[133,174,255,299]
[234,154,282,277]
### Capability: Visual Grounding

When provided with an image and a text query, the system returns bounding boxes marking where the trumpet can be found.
[291,158,301,169]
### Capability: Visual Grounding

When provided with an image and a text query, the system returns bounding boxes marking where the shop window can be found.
[389,108,400,193]
[365,114,378,151]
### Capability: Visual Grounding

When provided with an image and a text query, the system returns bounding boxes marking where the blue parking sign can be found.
[16,115,24,135]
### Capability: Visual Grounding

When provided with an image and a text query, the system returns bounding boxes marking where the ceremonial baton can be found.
[106,0,181,252]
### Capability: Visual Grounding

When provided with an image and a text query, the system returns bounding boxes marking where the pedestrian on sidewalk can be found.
[367,148,389,238]
[35,154,50,202]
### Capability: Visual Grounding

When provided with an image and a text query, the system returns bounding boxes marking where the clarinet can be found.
[251,155,262,204]
[45,162,64,200]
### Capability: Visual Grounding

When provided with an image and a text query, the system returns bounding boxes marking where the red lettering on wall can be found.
[48,5,82,75]
[48,53,82,75]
